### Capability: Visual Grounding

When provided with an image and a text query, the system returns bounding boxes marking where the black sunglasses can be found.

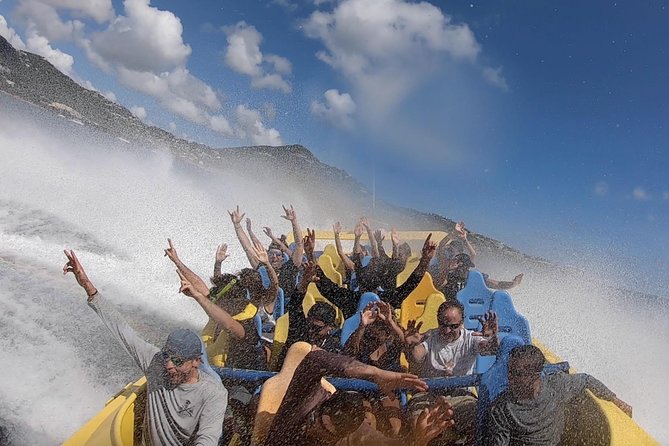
[439,320,463,330]
[163,351,191,367]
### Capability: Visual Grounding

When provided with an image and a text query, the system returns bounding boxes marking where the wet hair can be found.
[307,302,337,326]
[317,391,365,437]
[510,344,546,372]
[437,299,465,321]
[239,268,263,290]
[209,273,247,314]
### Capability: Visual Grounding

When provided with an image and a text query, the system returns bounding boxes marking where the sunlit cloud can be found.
[130,105,147,120]
[311,89,356,130]
[482,66,509,91]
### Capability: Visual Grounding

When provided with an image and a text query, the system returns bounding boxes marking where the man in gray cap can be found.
[63,250,227,446]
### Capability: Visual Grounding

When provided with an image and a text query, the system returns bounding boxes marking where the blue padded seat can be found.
[456,270,494,330]
[339,292,380,346]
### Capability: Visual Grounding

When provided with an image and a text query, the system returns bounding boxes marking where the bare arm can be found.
[377,301,405,344]
[176,270,246,340]
[455,221,476,259]
[263,226,291,255]
[228,206,259,269]
[352,219,364,255]
[474,311,499,356]
[403,320,428,366]
[282,204,304,267]
[246,217,263,247]
[213,243,229,279]
[333,221,355,272]
[361,217,379,258]
[391,229,400,260]
[164,238,210,297]
[484,274,524,290]
[252,240,279,313]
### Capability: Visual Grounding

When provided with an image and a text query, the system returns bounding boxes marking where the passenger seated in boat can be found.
[263,343,456,446]
[165,238,266,371]
[343,300,405,436]
[434,253,523,298]
[229,204,303,295]
[313,233,437,316]
[277,259,343,367]
[405,299,499,445]
[63,250,227,446]
[485,344,633,446]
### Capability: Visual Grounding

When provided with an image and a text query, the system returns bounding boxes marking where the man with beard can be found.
[63,250,227,446]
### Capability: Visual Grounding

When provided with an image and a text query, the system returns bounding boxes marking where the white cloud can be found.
[168,122,177,132]
[210,114,233,135]
[633,187,650,201]
[311,89,356,130]
[234,104,282,145]
[24,29,75,75]
[482,66,509,91]
[14,0,87,42]
[594,181,608,196]
[302,0,480,118]
[89,0,191,73]
[102,90,117,102]
[223,21,292,93]
[0,14,27,49]
[130,105,146,120]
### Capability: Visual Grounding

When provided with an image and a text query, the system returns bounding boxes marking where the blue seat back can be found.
[456,270,493,330]
[361,255,372,267]
[258,266,270,288]
[273,288,285,320]
[340,292,380,346]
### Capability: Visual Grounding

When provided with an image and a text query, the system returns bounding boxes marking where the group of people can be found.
[62,204,632,446]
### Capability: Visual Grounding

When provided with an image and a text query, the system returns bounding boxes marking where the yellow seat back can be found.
[396,255,420,286]
[317,252,343,287]
[303,283,345,327]
[321,244,347,277]
[400,272,441,329]
[269,313,290,371]
[415,293,446,332]
[202,303,257,367]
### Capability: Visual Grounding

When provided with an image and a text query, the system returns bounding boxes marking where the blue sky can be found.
[1,0,668,292]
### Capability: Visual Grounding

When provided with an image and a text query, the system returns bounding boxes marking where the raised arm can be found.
[213,243,229,279]
[361,217,380,258]
[228,205,259,269]
[374,228,390,258]
[176,270,246,340]
[164,238,210,297]
[404,320,428,367]
[455,221,476,259]
[263,226,291,255]
[246,217,263,247]
[282,204,304,267]
[391,228,400,259]
[63,250,158,372]
[484,273,524,290]
[377,301,405,344]
[386,234,436,308]
[352,219,364,255]
[474,311,499,355]
[333,221,355,272]
[252,239,279,313]
[343,303,377,357]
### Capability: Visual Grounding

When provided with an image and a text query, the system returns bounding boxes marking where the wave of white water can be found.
[0,94,666,445]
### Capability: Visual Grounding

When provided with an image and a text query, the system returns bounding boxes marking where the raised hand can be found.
[176,269,206,300]
[361,302,379,326]
[303,228,316,260]
[360,216,370,230]
[263,226,274,239]
[374,228,385,243]
[376,300,392,322]
[474,311,498,338]
[455,221,467,240]
[281,204,296,221]
[63,250,97,297]
[298,260,319,292]
[420,233,436,260]
[411,396,455,446]
[246,217,253,233]
[374,369,428,396]
[404,320,424,346]
[251,239,270,265]
[333,221,342,235]
[353,220,364,237]
[164,238,180,264]
[391,228,400,246]
[228,205,245,225]
[215,243,229,262]
[512,273,524,286]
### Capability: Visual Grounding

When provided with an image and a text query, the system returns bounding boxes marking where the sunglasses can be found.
[439,320,463,330]
[162,351,192,367]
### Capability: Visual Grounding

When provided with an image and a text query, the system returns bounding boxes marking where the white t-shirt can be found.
[420,328,483,378]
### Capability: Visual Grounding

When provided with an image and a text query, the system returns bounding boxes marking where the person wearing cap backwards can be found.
[63,250,227,446]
